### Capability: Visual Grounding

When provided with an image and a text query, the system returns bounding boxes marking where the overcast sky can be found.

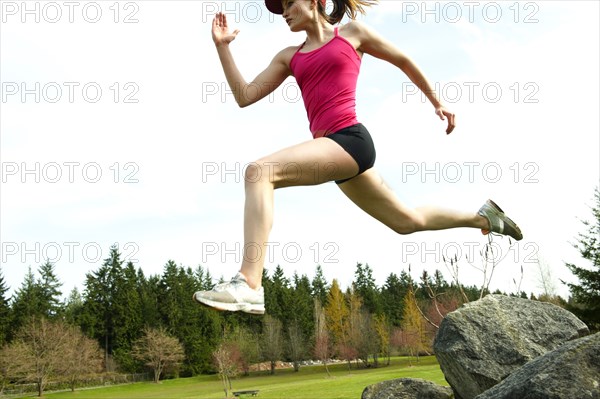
[1,1,599,300]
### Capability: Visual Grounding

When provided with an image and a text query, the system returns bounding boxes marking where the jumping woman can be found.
[193,0,523,315]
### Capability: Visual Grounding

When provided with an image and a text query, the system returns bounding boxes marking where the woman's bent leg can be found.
[337,169,489,234]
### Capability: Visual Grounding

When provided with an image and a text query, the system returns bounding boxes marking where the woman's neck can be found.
[303,20,334,46]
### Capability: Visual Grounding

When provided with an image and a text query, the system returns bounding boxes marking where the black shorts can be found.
[325,123,376,184]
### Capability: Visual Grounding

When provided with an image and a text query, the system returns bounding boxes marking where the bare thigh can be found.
[248,138,360,188]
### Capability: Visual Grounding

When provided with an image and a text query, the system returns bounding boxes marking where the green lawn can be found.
[41,356,446,399]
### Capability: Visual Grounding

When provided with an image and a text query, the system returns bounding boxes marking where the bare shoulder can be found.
[338,20,378,50]
[341,20,401,60]
[273,45,302,67]
[339,20,375,39]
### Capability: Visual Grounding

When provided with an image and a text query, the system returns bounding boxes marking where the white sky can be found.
[1,1,599,301]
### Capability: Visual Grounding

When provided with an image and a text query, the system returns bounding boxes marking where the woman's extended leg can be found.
[337,168,489,233]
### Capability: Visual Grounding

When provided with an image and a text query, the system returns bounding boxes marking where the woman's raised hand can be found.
[212,12,240,46]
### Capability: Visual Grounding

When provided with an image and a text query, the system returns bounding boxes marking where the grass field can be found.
[36,356,446,399]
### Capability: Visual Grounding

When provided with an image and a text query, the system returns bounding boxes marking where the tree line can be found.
[1,187,597,396]
[0,250,495,394]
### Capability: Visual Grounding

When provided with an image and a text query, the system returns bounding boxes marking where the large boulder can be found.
[361,378,453,399]
[475,332,600,399]
[433,294,589,399]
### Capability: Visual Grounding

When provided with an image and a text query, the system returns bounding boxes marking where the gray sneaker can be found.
[193,273,265,315]
[478,199,523,241]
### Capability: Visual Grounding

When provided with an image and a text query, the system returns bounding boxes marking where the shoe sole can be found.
[193,293,265,315]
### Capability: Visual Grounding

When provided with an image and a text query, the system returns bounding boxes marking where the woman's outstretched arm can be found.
[347,21,456,134]
[212,12,293,108]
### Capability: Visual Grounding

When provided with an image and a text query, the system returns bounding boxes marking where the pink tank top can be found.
[290,27,361,138]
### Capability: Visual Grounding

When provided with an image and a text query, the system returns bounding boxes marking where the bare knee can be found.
[244,160,278,189]
[391,214,426,235]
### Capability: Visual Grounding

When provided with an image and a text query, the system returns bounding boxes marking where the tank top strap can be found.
[334,26,339,36]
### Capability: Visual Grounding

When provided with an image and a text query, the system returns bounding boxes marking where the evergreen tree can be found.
[311,265,329,305]
[80,244,123,371]
[36,260,63,319]
[63,287,84,326]
[194,265,214,290]
[263,265,290,322]
[380,272,407,327]
[0,267,10,346]
[432,269,449,291]
[417,270,434,300]
[111,261,144,372]
[138,271,161,328]
[158,261,221,375]
[565,187,600,330]
[289,272,315,340]
[354,263,382,315]
[10,267,42,339]
[159,261,185,331]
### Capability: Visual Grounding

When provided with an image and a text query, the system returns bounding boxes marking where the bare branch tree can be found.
[212,341,241,398]
[536,256,557,297]
[59,325,104,392]
[230,326,260,376]
[313,299,331,377]
[286,321,306,372]
[442,257,470,303]
[261,315,283,375]
[131,326,185,383]
[10,317,71,397]
[0,342,25,394]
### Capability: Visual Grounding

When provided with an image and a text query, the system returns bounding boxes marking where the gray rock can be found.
[433,294,589,399]
[361,378,453,399]
[475,332,600,399]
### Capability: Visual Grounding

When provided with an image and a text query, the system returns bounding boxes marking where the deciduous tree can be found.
[9,317,71,397]
[131,326,185,383]
[212,341,241,397]
[313,299,331,377]
[229,325,260,376]
[59,325,104,391]
[324,279,348,353]
[286,320,306,372]
[261,314,283,375]
[400,288,428,360]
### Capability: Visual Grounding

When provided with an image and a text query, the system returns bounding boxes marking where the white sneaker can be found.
[193,273,265,315]
[478,199,523,241]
